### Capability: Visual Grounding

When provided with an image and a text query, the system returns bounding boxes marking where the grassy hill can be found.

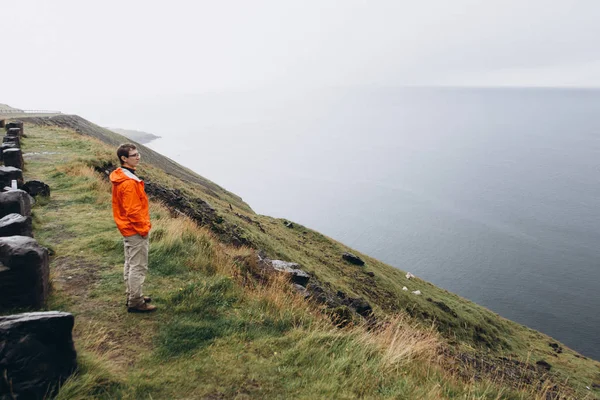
[6,115,600,398]
[0,103,24,113]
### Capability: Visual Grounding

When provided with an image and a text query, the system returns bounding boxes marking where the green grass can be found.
[6,119,598,399]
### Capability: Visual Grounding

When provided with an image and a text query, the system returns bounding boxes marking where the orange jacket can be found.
[110,167,151,237]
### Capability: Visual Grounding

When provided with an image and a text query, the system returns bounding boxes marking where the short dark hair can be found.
[117,143,137,165]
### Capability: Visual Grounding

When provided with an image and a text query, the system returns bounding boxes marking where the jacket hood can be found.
[110,167,141,184]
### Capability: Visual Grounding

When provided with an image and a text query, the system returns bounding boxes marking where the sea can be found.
[136,87,600,360]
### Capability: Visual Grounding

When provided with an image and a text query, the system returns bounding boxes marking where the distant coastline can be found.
[107,127,161,144]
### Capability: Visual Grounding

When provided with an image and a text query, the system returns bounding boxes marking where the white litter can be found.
[412,290,421,295]
[402,286,408,291]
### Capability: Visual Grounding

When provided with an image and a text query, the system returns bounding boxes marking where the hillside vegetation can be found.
[8,115,600,399]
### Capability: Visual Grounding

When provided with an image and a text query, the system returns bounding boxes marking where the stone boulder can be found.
[535,360,552,371]
[0,214,32,237]
[0,190,32,218]
[4,121,23,134]
[342,252,365,266]
[0,236,49,310]
[270,259,310,286]
[0,142,16,151]
[0,143,16,163]
[23,180,51,197]
[0,166,23,190]
[5,128,20,138]
[0,311,77,399]
[343,297,373,318]
[305,281,343,308]
[2,136,19,147]
[257,254,311,286]
[2,148,23,170]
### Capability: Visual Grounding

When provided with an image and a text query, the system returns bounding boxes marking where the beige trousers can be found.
[123,234,149,307]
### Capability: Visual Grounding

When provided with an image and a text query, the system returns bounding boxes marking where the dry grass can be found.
[359,314,440,370]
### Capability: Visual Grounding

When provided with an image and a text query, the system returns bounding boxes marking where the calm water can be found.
[142,88,600,360]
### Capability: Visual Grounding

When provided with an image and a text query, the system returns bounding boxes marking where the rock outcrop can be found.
[0,311,77,399]
[342,252,365,266]
[0,166,23,189]
[0,214,32,237]
[0,236,49,310]
[2,136,20,147]
[257,256,311,286]
[246,252,374,325]
[4,121,23,135]
[0,190,33,219]
[6,128,21,138]
[23,180,51,197]
[0,144,16,163]
[2,148,23,170]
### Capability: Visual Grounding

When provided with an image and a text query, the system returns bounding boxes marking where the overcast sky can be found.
[2,0,600,114]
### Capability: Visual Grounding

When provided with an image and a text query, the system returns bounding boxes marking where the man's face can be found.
[122,149,141,168]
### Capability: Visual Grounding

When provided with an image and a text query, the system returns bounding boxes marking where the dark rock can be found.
[592,383,600,389]
[2,136,20,147]
[2,148,23,169]
[342,252,365,266]
[0,214,32,237]
[366,271,375,277]
[535,360,552,371]
[0,143,16,152]
[6,128,20,138]
[0,236,49,310]
[0,166,23,190]
[272,260,310,286]
[23,180,51,197]
[343,297,373,318]
[0,143,16,162]
[0,190,33,218]
[284,221,294,228]
[258,256,311,287]
[306,281,342,308]
[548,342,563,354]
[4,121,23,134]
[0,311,77,399]
[292,284,310,298]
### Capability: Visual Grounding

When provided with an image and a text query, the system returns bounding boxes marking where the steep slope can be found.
[6,115,600,398]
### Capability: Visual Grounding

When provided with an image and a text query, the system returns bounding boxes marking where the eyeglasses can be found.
[128,152,141,158]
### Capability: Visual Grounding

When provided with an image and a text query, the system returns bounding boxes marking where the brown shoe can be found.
[127,302,157,313]
[125,296,152,307]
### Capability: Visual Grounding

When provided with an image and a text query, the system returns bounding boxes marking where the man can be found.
[110,143,157,313]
